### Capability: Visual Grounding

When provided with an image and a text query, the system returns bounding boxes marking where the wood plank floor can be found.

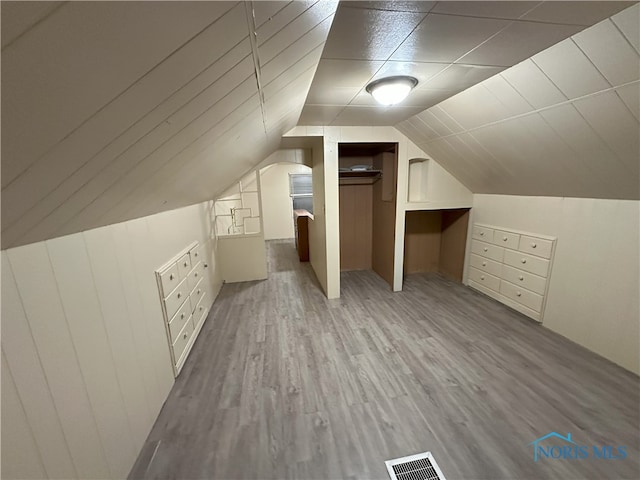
[130,239,639,480]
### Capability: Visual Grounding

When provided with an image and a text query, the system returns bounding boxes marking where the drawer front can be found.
[491,229,520,249]
[177,253,192,279]
[471,239,505,262]
[189,278,205,311]
[468,267,500,292]
[469,254,502,277]
[165,277,189,319]
[501,265,547,296]
[189,244,203,264]
[503,249,550,277]
[159,263,180,298]
[187,262,204,291]
[192,292,209,331]
[172,319,194,365]
[518,235,553,259]
[168,298,192,343]
[472,225,494,242]
[500,280,544,312]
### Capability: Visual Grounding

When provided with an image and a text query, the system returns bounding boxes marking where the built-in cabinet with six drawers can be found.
[467,224,556,322]
[155,242,212,375]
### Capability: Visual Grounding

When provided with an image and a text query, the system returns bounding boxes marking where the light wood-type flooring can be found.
[130,240,639,480]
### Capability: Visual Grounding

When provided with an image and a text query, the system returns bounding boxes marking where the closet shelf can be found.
[339,170,381,185]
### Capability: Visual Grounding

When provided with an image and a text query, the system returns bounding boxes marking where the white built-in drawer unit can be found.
[467,224,556,322]
[155,242,214,375]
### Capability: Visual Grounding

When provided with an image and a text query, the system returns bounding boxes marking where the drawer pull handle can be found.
[480,275,485,280]
[194,272,198,277]
[483,248,488,252]
[503,236,508,241]
[177,293,182,299]
[200,306,203,311]
[531,243,537,248]
[197,289,201,295]
[195,252,198,257]
[480,232,484,236]
[169,274,174,280]
[519,276,524,281]
[516,291,522,297]
[184,262,188,267]
[521,259,527,264]
[183,332,188,339]
[181,313,185,319]
[482,262,487,266]
[204,263,208,268]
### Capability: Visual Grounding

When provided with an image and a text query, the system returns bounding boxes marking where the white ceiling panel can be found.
[458,20,583,66]
[349,87,454,108]
[421,64,505,90]
[1,1,236,189]
[430,1,539,19]
[0,1,64,48]
[341,1,436,13]
[573,90,640,175]
[573,18,640,86]
[481,74,534,116]
[331,105,425,126]
[522,1,632,26]
[438,84,510,130]
[500,59,566,109]
[390,13,510,63]
[298,105,346,125]
[307,59,384,90]
[532,38,610,99]
[611,3,640,52]
[616,82,640,120]
[321,6,426,60]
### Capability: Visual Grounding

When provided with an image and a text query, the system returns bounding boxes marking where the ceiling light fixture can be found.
[366,76,418,106]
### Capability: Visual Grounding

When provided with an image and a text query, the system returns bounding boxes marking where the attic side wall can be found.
[469,194,639,375]
[1,200,222,479]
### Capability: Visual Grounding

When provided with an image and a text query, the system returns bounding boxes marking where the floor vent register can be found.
[385,452,447,480]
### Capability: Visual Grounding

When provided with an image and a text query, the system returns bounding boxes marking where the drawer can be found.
[504,249,550,277]
[187,262,204,291]
[168,298,192,343]
[471,239,505,262]
[192,292,209,331]
[159,263,180,298]
[177,253,192,279]
[501,264,547,296]
[164,277,189,319]
[189,244,203,264]
[468,267,501,292]
[172,318,194,365]
[189,277,206,311]
[518,235,553,259]
[500,280,544,312]
[472,225,494,242]
[491,229,520,249]
[469,254,502,277]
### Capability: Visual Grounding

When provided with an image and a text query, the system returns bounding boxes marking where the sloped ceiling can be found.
[300,0,633,126]
[396,3,640,200]
[1,0,338,248]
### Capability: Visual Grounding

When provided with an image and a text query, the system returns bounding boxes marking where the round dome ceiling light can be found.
[365,76,418,106]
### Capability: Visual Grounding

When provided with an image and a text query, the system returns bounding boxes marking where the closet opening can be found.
[338,142,398,290]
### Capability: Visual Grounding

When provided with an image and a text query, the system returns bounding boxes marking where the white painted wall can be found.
[260,163,312,240]
[1,200,222,479]
[469,194,639,375]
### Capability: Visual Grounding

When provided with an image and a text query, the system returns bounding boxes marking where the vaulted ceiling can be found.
[2,1,638,249]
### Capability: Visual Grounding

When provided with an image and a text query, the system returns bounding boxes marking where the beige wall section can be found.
[470,194,639,375]
[440,209,470,281]
[260,163,311,240]
[339,184,373,271]
[1,200,222,479]
[217,234,268,283]
[403,211,442,274]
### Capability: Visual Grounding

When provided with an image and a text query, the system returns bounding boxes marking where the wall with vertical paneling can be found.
[1,200,222,479]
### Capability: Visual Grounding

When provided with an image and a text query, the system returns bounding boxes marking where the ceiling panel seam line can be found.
[568,28,619,90]
[342,4,436,14]
[1,1,243,191]
[256,0,320,46]
[416,82,635,143]
[115,61,324,219]
[253,0,293,30]
[611,15,640,55]
[31,77,260,241]
[1,47,256,235]
[1,1,68,52]
[260,12,336,69]
[244,1,268,134]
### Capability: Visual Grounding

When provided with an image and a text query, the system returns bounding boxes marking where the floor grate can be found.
[385,452,447,480]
